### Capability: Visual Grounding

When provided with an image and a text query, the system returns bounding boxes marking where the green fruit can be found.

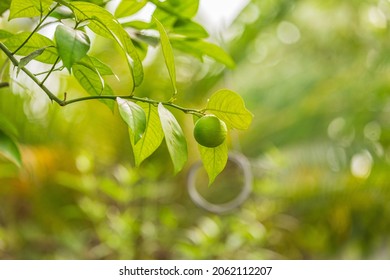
[194,115,227,147]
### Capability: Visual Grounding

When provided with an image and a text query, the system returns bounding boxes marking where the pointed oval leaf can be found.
[9,0,52,20]
[154,17,177,95]
[18,47,46,74]
[72,63,104,96]
[115,0,147,18]
[69,1,143,87]
[173,19,208,39]
[199,141,228,185]
[117,97,146,144]
[131,103,164,166]
[0,130,22,167]
[4,32,57,63]
[157,103,187,174]
[55,25,90,72]
[171,39,235,68]
[206,89,254,130]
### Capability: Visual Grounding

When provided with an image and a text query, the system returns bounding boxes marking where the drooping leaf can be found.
[158,103,187,174]
[4,32,57,64]
[115,0,147,18]
[121,20,153,30]
[17,47,46,74]
[171,39,235,68]
[72,62,104,95]
[69,1,143,88]
[173,19,208,39]
[117,97,146,144]
[0,129,22,167]
[206,89,253,130]
[9,0,52,20]
[131,103,164,167]
[199,141,228,185]
[55,25,90,72]
[152,0,199,19]
[154,17,177,95]
[73,58,115,110]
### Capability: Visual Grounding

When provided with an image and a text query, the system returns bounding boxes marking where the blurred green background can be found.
[1,0,390,259]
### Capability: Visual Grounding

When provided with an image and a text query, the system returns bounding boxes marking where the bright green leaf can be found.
[69,1,143,88]
[0,0,11,16]
[131,103,164,167]
[9,0,52,20]
[55,25,90,72]
[78,55,116,77]
[117,97,146,144]
[206,89,253,130]
[158,103,187,174]
[171,39,235,68]
[0,129,22,167]
[173,19,208,39]
[154,17,177,95]
[199,141,228,185]
[4,32,57,64]
[73,62,104,96]
[152,0,199,19]
[115,0,147,18]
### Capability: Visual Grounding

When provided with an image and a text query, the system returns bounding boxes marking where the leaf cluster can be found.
[0,0,253,183]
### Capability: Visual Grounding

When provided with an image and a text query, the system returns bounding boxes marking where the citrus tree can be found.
[0,0,253,183]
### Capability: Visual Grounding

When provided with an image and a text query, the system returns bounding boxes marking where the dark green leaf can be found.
[17,48,46,75]
[55,25,90,72]
[158,103,187,174]
[0,129,22,167]
[117,97,146,144]
[154,17,177,95]
[4,32,57,64]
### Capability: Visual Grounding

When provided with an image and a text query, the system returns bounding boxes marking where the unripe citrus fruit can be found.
[194,115,227,147]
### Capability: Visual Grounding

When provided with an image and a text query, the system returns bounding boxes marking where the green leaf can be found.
[117,97,146,144]
[73,62,104,96]
[154,17,177,95]
[0,129,22,167]
[17,47,46,74]
[0,0,11,16]
[152,0,199,19]
[206,89,253,130]
[4,32,57,64]
[55,25,90,72]
[173,19,208,39]
[131,103,164,167]
[158,103,187,174]
[77,55,116,76]
[69,1,143,88]
[171,39,235,68]
[199,141,228,185]
[9,0,52,20]
[115,0,147,18]
[0,29,13,41]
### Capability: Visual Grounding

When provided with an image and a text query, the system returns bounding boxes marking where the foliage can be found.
[0,0,252,183]
[1,0,390,260]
